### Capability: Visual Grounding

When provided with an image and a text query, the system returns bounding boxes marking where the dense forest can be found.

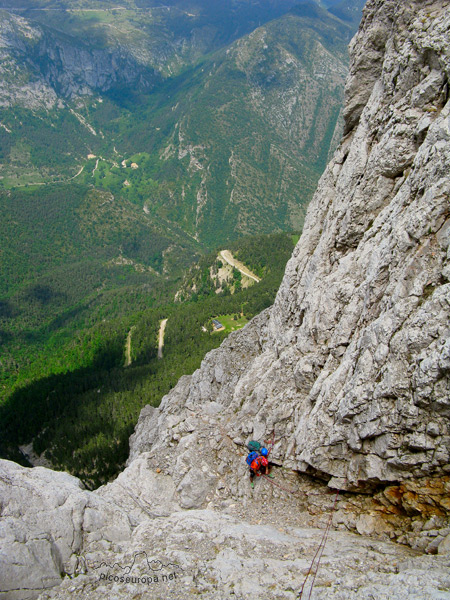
[0,231,296,487]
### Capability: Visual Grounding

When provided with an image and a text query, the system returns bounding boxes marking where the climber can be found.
[245,445,268,468]
[249,455,274,488]
[247,440,269,457]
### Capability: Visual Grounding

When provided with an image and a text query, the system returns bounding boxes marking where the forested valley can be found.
[0,216,296,487]
[0,0,364,487]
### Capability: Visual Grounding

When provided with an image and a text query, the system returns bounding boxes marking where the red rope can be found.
[261,473,297,494]
[265,430,276,456]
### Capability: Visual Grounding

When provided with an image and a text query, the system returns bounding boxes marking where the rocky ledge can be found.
[1,458,450,600]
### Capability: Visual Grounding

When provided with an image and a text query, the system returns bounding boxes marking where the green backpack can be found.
[247,440,262,453]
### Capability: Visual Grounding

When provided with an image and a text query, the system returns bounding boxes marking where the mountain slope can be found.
[0,8,161,106]
[106,6,350,244]
[0,3,352,239]
[0,0,303,84]
[1,3,352,246]
[325,0,366,28]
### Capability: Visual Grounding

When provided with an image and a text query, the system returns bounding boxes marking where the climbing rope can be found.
[265,430,276,456]
[261,473,298,495]
[298,489,340,600]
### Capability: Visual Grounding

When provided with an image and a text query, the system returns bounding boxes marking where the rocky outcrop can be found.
[0,460,132,600]
[29,507,450,600]
[0,10,159,108]
[1,0,450,598]
[1,457,450,600]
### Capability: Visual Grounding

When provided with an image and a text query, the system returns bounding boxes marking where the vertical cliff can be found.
[267,0,450,488]
[128,0,450,501]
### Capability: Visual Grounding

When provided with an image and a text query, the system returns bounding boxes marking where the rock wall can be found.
[0,460,132,600]
[1,1,450,598]
[127,0,450,496]
[267,0,450,488]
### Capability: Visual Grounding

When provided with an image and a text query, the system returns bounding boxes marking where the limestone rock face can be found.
[31,508,450,600]
[127,0,450,496]
[2,456,450,600]
[0,460,132,600]
[1,1,450,599]
[268,0,450,489]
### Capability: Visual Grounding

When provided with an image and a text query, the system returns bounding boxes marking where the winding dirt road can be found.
[158,318,168,359]
[219,250,261,282]
[124,326,135,367]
